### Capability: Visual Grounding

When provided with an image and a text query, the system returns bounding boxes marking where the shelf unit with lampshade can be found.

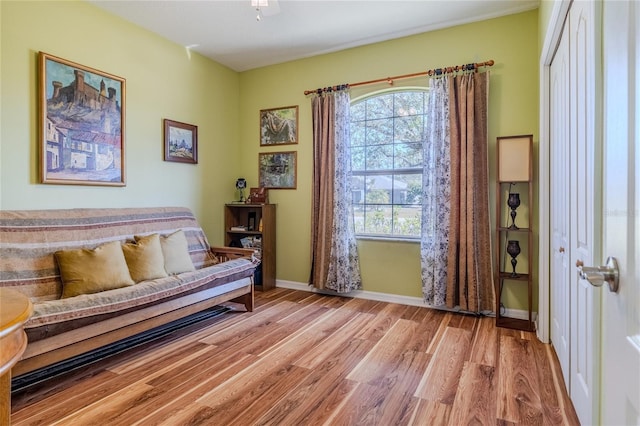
[495,134,534,331]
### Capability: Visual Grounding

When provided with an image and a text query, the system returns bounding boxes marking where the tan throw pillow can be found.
[159,230,196,275]
[56,241,135,298]
[124,233,169,283]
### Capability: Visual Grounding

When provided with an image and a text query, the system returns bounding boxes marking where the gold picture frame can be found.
[259,105,298,146]
[39,52,126,186]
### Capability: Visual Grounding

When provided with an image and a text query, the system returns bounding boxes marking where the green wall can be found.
[0,0,240,243]
[238,10,540,307]
[538,0,556,54]
[1,1,540,310]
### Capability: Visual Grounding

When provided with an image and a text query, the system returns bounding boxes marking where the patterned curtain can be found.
[309,89,362,293]
[421,72,494,313]
[421,77,451,306]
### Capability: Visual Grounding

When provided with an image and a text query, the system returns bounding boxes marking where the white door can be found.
[601,0,640,423]
[569,2,601,425]
[549,20,571,388]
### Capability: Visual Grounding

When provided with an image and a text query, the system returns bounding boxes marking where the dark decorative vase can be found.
[506,240,521,277]
[507,193,521,229]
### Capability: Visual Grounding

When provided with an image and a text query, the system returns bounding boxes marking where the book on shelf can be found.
[230,225,247,231]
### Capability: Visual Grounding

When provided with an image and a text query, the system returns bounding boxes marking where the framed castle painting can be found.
[39,52,126,186]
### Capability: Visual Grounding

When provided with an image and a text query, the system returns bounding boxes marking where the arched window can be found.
[350,89,427,239]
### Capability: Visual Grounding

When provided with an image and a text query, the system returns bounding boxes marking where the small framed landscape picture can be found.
[164,119,197,164]
[259,151,297,189]
[259,105,298,146]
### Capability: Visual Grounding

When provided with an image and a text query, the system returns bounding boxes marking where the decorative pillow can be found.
[158,230,196,275]
[123,233,169,283]
[55,241,135,299]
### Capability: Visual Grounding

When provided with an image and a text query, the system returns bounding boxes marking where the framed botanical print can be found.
[258,151,297,189]
[259,105,298,146]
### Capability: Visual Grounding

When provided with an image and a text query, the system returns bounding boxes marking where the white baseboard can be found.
[276,279,537,323]
[502,308,539,323]
[275,279,426,307]
[276,280,538,321]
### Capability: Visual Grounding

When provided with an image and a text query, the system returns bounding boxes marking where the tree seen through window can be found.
[350,89,427,238]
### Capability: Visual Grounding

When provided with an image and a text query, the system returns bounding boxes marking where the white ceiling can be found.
[90,0,539,72]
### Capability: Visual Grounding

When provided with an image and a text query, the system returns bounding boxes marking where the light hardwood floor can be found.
[12,288,579,425]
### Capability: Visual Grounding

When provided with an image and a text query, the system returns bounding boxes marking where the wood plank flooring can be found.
[11,288,580,425]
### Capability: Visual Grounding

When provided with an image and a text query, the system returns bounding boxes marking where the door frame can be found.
[538,0,572,344]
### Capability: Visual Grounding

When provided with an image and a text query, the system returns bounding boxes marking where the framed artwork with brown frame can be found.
[39,52,126,186]
[259,151,297,189]
[164,119,198,164]
[259,105,298,146]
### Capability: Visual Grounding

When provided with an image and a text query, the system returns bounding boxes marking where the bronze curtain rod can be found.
[303,59,494,96]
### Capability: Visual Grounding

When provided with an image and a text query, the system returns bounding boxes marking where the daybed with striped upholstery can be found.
[0,207,257,377]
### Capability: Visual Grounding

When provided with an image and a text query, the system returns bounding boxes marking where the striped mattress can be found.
[0,207,255,339]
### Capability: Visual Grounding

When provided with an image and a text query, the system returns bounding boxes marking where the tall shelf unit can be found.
[224,204,276,291]
[495,135,534,331]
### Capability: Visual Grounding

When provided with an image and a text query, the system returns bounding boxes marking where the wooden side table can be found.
[0,288,33,425]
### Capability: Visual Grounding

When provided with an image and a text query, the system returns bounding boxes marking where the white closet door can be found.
[549,19,571,388]
[568,2,602,425]
[601,0,640,423]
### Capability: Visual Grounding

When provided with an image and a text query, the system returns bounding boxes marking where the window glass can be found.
[349,89,427,239]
